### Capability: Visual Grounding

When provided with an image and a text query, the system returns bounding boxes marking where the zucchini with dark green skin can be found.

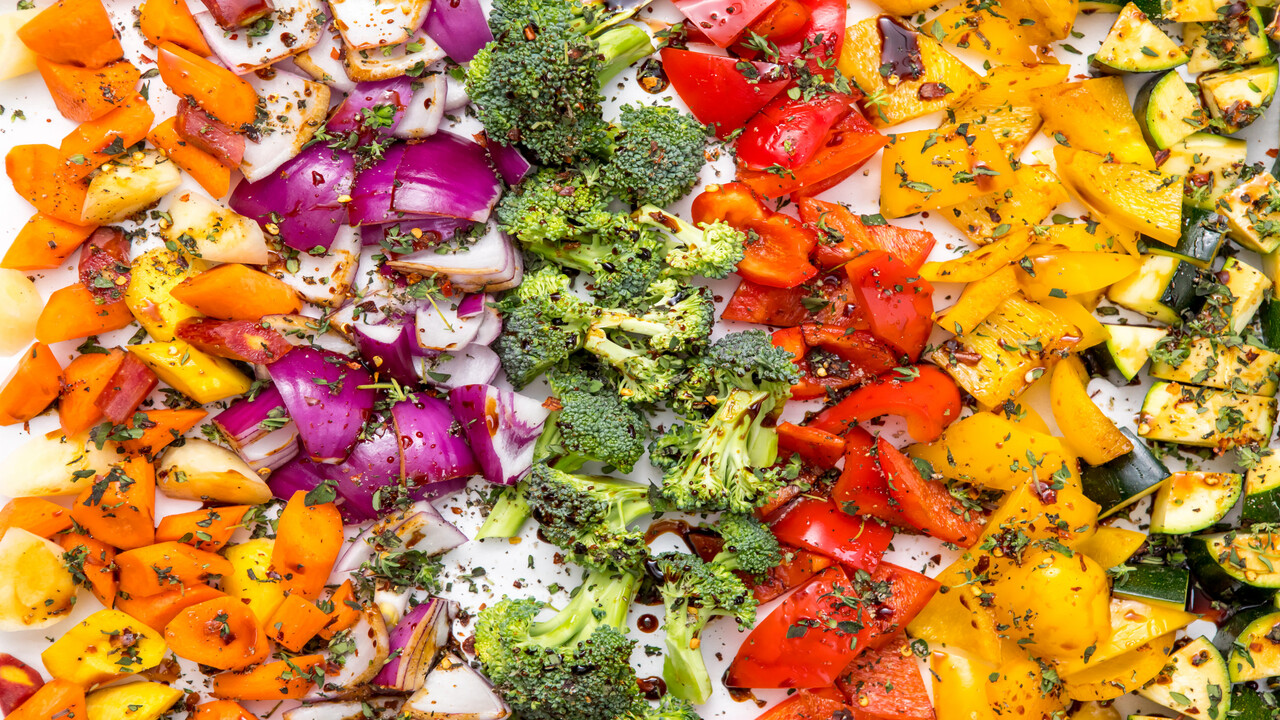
[1111,563,1191,610]
[1094,4,1190,74]
[1147,206,1226,268]
[1217,608,1280,682]
[1148,337,1280,397]
[1149,471,1243,534]
[1185,5,1273,73]
[1229,681,1280,720]
[1081,428,1170,516]
[1136,636,1231,720]
[1200,63,1280,134]
[1244,452,1280,525]
[1093,325,1167,382]
[1138,382,1276,449]
[1261,297,1280,351]
[1135,71,1208,150]
[1185,532,1280,604]
[1107,254,1199,324]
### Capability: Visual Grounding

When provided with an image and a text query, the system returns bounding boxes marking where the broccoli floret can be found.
[672,330,798,417]
[711,513,782,577]
[583,325,684,404]
[652,551,757,703]
[474,485,532,540]
[523,463,654,572]
[493,267,592,388]
[600,104,708,208]
[650,388,785,513]
[536,372,649,472]
[635,206,747,280]
[468,7,655,166]
[495,168,614,246]
[627,696,704,720]
[523,214,668,309]
[475,566,644,720]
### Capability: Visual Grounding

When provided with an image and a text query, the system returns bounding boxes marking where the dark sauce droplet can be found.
[637,614,659,633]
[876,16,925,83]
[636,58,669,94]
[727,687,767,708]
[637,676,667,701]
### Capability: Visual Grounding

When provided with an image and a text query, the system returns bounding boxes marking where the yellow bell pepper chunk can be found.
[1016,252,1143,300]
[42,609,167,687]
[222,539,287,627]
[1061,634,1175,702]
[967,63,1072,106]
[989,655,1073,719]
[941,165,1068,244]
[1034,78,1155,168]
[1030,223,1128,254]
[936,266,1020,336]
[982,477,1100,547]
[1055,147,1183,246]
[124,248,206,342]
[1057,599,1197,676]
[920,230,1034,283]
[907,553,1003,666]
[128,340,252,404]
[881,126,1016,218]
[1050,356,1134,465]
[1076,526,1146,569]
[1036,296,1109,350]
[927,1,1056,65]
[908,411,1079,492]
[87,682,184,720]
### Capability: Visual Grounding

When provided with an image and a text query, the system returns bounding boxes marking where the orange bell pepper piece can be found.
[171,264,304,320]
[0,497,73,539]
[165,596,265,670]
[35,284,133,344]
[59,348,127,436]
[119,408,208,456]
[157,42,258,127]
[5,679,85,720]
[265,594,330,652]
[0,343,62,426]
[57,532,118,608]
[6,144,89,224]
[211,655,325,700]
[148,117,231,197]
[118,541,234,597]
[155,505,250,552]
[36,58,140,123]
[776,422,845,469]
[192,701,258,720]
[139,0,213,56]
[318,580,361,640]
[1,212,97,271]
[116,583,226,633]
[273,491,343,599]
[71,456,157,550]
[17,0,121,68]
[60,94,155,180]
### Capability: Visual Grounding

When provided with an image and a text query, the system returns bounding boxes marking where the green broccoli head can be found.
[496,168,614,246]
[712,513,782,577]
[674,330,798,417]
[536,382,649,472]
[522,463,655,572]
[600,104,708,208]
[560,215,669,309]
[629,696,704,720]
[635,206,746,280]
[493,267,591,388]
[637,280,715,351]
[583,325,685,405]
[653,551,757,703]
[650,388,785,513]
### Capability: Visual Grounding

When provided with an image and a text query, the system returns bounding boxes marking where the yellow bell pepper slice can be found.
[908,411,1079,492]
[941,165,1068,244]
[1034,77,1155,168]
[920,230,1034,282]
[936,266,1019,336]
[1031,223,1128,254]
[881,126,1016,218]
[1050,356,1134,464]
[128,340,252,404]
[86,682,184,720]
[907,552,1004,666]
[1062,635,1175,701]
[1057,599,1197,676]
[982,476,1100,547]
[1036,295,1108,350]
[1076,526,1146,568]
[222,539,288,626]
[1055,146,1183,246]
[1016,251,1143,300]
[124,247,206,342]
[967,63,1072,106]
[927,1,1056,65]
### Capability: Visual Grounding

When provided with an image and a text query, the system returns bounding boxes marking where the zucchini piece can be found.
[1111,563,1191,610]
[1262,297,1280,355]
[1148,337,1280,396]
[1223,609,1280,681]
[1159,0,1231,21]
[1229,682,1280,720]
[1200,63,1279,134]
[1185,5,1274,73]
[1102,324,1169,381]
[1138,381,1277,449]
[1219,172,1280,255]
[1147,207,1227,268]
[1220,257,1273,335]
[1149,471,1243,533]
[1185,532,1280,603]
[1243,450,1280,525]
[1094,3,1191,73]
[1159,132,1249,211]
[1137,636,1231,720]
[1081,428,1170,516]
[1107,254,1198,324]
[1134,71,1210,149]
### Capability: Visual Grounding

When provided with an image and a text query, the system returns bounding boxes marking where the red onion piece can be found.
[393,76,446,140]
[197,0,272,29]
[447,385,548,486]
[393,502,468,557]
[358,218,474,247]
[267,347,376,463]
[213,385,286,447]
[176,101,244,168]
[95,354,159,424]
[229,143,354,252]
[420,344,501,389]
[327,412,403,522]
[482,135,533,187]
[374,598,457,691]
[416,297,485,352]
[391,133,502,223]
[391,394,480,486]
[422,0,492,63]
[239,424,300,472]
[387,225,522,293]
[352,321,421,388]
[405,653,511,720]
[311,606,389,699]
[348,143,409,227]
[327,78,412,142]
[472,305,503,346]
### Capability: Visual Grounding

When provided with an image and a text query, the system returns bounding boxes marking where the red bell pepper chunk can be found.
[770,327,861,401]
[844,250,933,360]
[672,0,779,47]
[835,634,934,720]
[738,108,886,198]
[737,94,857,171]
[754,690,857,720]
[867,562,940,645]
[800,324,901,376]
[660,47,790,139]
[693,182,818,288]
[808,366,962,442]
[768,496,892,572]
[829,427,911,528]
[726,564,881,689]
[866,224,936,273]
[747,546,834,603]
[876,437,986,547]
[798,198,937,273]
[776,422,844,469]
[737,0,846,78]
[723,279,810,326]
[77,227,131,304]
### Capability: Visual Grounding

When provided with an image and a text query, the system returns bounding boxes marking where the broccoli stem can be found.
[596,24,655,86]
[531,568,641,648]
[662,609,713,703]
[475,486,533,540]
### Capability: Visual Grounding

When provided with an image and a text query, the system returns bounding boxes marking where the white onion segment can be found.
[405,653,512,720]
[393,74,445,139]
[284,696,403,720]
[240,69,331,182]
[329,0,430,49]
[344,29,445,82]
[264,225,362,307]
[294,19,357,92]
[195,0,322,74]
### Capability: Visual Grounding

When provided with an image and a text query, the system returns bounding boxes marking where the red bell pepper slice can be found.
[738,0,845,78]
[876,437,985,547]
[692,182,818,288]
[776,422,844,469]
[727,564,881,689]
[866,224,937,273]
[755,690,857,720]
[809,366,962,442]
[836,634,934,720]
[798,198,937,272]
[737,94,856,171]
[660,47,790,139]
[723,279,810,326]
[867,562,939,644]
[829,427,912,528]
[673,0,779,48]
[799,324,901,376]
[738,105,885,198]
[768,496,892,571]
[770,327,859,401]
[748,546,835,603]
[845,250,934,360]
